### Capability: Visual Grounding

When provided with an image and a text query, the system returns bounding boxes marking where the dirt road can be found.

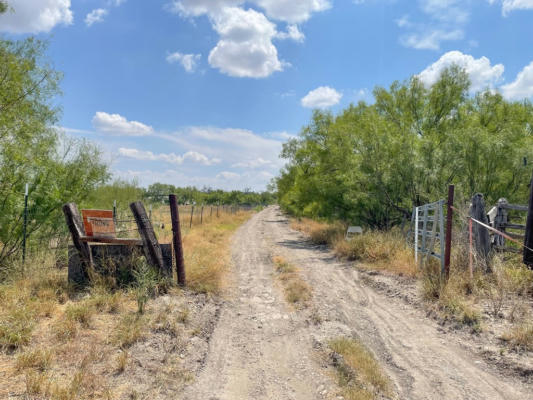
[183,207,531,400]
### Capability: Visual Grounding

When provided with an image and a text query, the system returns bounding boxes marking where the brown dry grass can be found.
[291,217,533,336]
[329,337,393,400]
[292,218,417,277]
[272,256,312,309]
[0,207,253,399]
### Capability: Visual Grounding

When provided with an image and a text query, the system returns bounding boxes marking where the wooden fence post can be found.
[523,173,533,268]
[169,195,186,286]
[470,193,491,272]
[200,205,204,224]
[130,201,166,274]
[189,205,194,228]
[63,202,93,277]
[444,185,454,279]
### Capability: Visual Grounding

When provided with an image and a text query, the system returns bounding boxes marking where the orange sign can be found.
[81,209,115,238]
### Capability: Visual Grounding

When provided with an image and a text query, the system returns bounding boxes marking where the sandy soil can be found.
[182,206,532,400]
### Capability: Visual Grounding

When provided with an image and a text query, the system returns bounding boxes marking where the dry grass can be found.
[291,218,417,277]
[0,207,253,398]
[183,210,252,294]
[291,218,345,245]
[273,256,312,308]
[113,312,147,348]
[501,323,533,351]
[329,337,393,400]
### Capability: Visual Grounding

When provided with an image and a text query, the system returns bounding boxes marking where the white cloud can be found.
[420,0,469,23]
[275,24,305,42]
[92,112,154,136]
[418,51,505,92]
[398,0,468,50]
[490,0,533,16]
[85,8,108,27]
[169,0,330,23]
[301,86,342,108]
[253,0,331,23]
[216,171,241,180]
[119,148,220,166]
[401,29,463,51]
[166,52,202,72]
[208,7,283,78]
[167,1,330,78]
[501,61,533,100]
[231,157,273,168]
[0,0,73,33]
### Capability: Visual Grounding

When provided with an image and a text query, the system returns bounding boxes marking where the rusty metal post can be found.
[189,205,194,228]
[169,195,186,286]
[444,185,454,279]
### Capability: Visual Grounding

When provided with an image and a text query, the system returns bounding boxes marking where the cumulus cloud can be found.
[208,7,283,78]
[489,0,533,16]
[253,0,331,23]
[0,0,73,33]
[85,8,108,27]
[167,1,330,78]
[166,52,202,72]
[92,112,154,136]
[399,0,467,50]
[118,148,220,165]
[501,61,533,100]
[275,24,305,42]
[301,86,342,108]
[401,29,463,51]
[418,51,504,92]
[216,171,241,180]
[169,0,330,22]
[231,157,274,168]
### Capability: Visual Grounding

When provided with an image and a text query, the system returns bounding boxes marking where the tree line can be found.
[0,21,273,269]
[275,66,533,228]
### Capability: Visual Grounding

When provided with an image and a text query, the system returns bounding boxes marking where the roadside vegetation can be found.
[291,217,533,346]
[329,337,393,400]
[0,208,252,399]
[272,256,312,308]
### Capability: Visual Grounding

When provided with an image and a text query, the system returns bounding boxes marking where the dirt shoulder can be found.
[265,206,532,400]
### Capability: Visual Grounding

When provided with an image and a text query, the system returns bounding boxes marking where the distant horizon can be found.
[2,0,533,190]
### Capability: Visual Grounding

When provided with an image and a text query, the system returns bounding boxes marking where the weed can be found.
[501,323,533,351]
[273,256,312,308]
[65,301,94,328]
[25,370,48,396]
[0,305,35,349]
[113,312,146,348]
[53,317,78,341]
[116,350,128,373]
[16,348,52,371]
[330,337,392,400]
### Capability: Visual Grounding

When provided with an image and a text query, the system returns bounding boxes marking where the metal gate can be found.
[410,200,446,274]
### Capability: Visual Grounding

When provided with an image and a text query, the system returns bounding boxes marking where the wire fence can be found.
[6,190,260,273]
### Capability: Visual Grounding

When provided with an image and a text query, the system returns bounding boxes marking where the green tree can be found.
[0,38,109,267]
[276,66,533,228]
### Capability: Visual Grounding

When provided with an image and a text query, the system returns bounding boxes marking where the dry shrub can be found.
[273,256,312,309]
[16,348,53,371]
[501,323,533,351]
[113,313,147,348]
[184,211,252,294]
[329,337,392,400]
[335,229,417,277]
[291,218,345,245]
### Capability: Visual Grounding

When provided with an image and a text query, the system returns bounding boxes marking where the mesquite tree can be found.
[0,37,109,268]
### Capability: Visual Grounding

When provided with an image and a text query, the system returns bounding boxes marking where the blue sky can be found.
[1,0,533,190]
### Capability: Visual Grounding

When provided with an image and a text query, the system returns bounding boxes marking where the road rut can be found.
[183,207,531,400]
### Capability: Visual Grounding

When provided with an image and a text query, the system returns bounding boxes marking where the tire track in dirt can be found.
[266,206,531,400]
[181,208,334,400]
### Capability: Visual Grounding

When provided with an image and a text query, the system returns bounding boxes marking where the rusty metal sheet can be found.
[81,209,115,238]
